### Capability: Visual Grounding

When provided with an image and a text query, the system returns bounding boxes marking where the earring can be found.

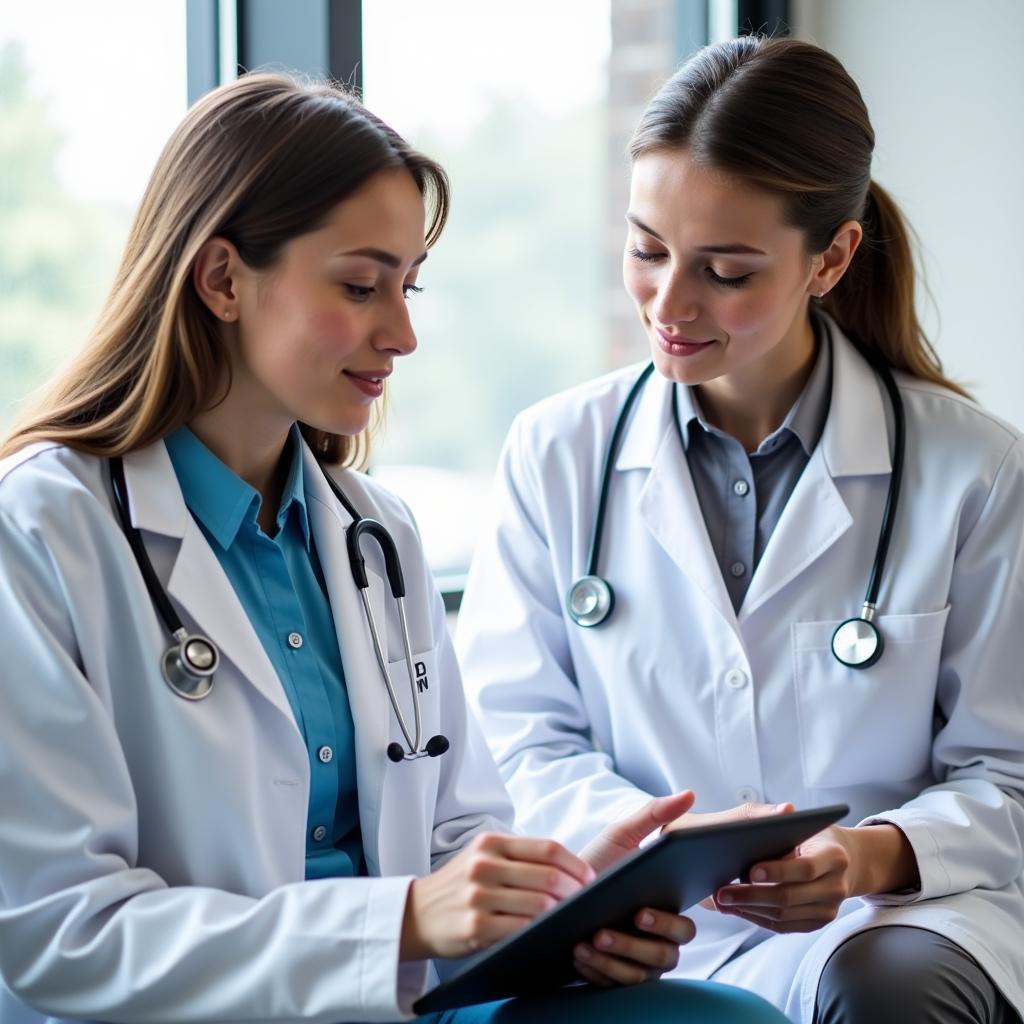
[222,310,235,321]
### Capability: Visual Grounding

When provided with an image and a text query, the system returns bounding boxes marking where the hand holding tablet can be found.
[415,802,849,1013]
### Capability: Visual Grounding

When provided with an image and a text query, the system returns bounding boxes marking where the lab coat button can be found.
[318,745,333,764]
[725,669,748,689]
[287,631,304,649]
[733,480,750,496]
[312,825,328,842]
[736,786,759,804]
[730,561,746,578]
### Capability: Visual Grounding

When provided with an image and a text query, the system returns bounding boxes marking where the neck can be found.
[188,383,295,534]
[695,313,817,453]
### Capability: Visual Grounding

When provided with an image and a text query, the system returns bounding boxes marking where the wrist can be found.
[399,879,430,961]
[848,823,920,897]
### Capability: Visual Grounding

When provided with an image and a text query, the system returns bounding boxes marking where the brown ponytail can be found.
[821,180,965,395]
[630,37,969,398]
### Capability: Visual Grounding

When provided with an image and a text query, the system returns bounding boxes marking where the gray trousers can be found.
[814,926,1019,1024]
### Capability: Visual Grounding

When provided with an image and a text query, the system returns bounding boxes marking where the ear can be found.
[192,236,244,322]
[808,220,863,299]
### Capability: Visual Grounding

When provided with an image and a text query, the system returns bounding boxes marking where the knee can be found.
[815,927,983,1024]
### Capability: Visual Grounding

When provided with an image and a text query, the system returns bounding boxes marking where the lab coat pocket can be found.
[792,606,950,788]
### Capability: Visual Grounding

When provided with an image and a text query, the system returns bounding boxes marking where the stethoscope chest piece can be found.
[566,575,615,628]
[162,630,219,700]
[831,616,884,670]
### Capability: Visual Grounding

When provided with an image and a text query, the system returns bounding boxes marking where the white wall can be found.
[792,0,1024,428]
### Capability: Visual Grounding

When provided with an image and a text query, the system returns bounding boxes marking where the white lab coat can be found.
[0,437,514,1024]
[456,317,1024,1022]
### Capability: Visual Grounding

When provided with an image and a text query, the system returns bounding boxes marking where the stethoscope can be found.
[108,455,450,764]
[565,336,905,671]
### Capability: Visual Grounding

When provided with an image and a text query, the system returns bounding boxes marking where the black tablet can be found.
[414,803,848,1013]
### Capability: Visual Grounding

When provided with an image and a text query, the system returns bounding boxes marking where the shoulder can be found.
[511,362,649,443]
[895,374,1021,474]
[0,443,109,537]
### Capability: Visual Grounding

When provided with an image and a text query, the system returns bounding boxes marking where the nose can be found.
[374,294,418,357]
[652,269,700,326]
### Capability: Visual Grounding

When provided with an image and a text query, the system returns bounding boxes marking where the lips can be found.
[343,368,390,398]
[655,328,715,358]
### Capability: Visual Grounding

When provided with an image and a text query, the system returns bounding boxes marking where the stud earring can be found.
[222,310,235,320]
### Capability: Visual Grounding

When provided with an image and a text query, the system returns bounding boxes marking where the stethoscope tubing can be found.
[585,362,656,578]
[108,452,447,758]
[568,327,906,669]
[862,354,905,611]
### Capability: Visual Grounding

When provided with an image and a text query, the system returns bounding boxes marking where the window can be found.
[361,0,612,579]
[0,2,188,429]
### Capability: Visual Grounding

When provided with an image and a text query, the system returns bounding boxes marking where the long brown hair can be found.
[1,72,450,463]
[630,36,968,397]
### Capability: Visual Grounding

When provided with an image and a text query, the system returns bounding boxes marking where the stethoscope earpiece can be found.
[387,734,450,763]
[566,575,615,628]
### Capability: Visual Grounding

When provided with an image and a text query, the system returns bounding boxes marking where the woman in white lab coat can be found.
[457,37,1024,1024]
[0,74,788,1024]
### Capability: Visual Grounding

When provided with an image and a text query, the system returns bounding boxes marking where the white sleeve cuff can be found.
[359,876,429,1021]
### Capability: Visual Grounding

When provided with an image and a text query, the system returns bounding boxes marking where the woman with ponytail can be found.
[459,36,1024,1024]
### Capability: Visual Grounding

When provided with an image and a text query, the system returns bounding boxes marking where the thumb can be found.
[606,791,697,847]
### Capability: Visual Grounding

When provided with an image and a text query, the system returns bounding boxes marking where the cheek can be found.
[715,281,795,339]
[300,308,363,361]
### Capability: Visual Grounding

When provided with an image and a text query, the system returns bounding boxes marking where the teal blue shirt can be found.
[165,425,364,879]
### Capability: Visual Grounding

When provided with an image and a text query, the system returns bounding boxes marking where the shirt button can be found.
[733,480,750,497]
[725,669,748,689]
[730,561,746,578]
[736,786,759,804]
[287,631,304,649]
[317,745,333,764]
[311,825,327,842]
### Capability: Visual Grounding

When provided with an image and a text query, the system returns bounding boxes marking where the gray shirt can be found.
[677,329,833,612]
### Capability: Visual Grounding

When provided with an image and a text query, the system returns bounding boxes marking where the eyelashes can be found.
[705,269,753,289]
[626,248,753,288]
[343,283,425,301]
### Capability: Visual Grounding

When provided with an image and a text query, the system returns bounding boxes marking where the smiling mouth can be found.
[342,370,388,398]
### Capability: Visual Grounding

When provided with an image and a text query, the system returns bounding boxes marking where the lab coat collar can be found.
[121,440,191,539]
[615,363,675,472]
[817,314,892,478]
[614,316,892,480]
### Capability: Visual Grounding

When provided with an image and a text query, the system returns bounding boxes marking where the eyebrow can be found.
[626,214,767,256]
[334,247,429,268]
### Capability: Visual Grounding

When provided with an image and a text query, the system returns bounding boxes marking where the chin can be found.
[650,347,719,387]
[300,408,371,440]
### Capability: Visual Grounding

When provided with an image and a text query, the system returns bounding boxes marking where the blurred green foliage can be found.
[0,41,129,429]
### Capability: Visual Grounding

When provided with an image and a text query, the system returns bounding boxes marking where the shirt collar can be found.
[164,423,311,550]
[675,319,832,457]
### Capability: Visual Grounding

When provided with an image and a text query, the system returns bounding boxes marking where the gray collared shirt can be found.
[677,328,833,612]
